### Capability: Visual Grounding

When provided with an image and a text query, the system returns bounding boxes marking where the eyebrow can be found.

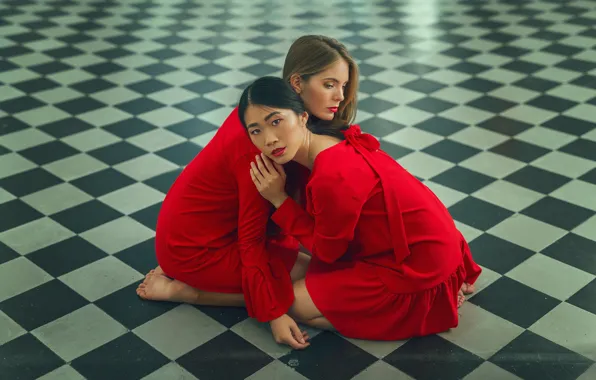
[247,111,280,129]
[323,77,348,84]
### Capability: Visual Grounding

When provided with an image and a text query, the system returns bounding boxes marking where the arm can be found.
[271,174,366,264]
[233,154,294,323]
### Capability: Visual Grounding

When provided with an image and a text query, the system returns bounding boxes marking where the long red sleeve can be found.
[234,154,294,322]
[272,175,367,264]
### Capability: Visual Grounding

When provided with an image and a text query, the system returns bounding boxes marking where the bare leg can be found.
[138,252,310,307]
[137,271,245,307]
[290,252,311,283]
[288,279,335,331]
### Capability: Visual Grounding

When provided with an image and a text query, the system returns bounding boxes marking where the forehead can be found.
[314,59,350,82]
[244,105,286,125]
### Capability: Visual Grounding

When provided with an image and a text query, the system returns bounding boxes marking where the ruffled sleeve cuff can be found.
[242,259,294,322]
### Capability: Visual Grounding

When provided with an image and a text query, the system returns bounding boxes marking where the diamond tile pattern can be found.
[1,0,595,379]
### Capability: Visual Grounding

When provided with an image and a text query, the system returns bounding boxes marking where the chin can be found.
[272,156,292,165]
[312,109,335,121]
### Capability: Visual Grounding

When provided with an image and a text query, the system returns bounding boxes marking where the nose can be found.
[334,87,345,102]
[264,130,278,146]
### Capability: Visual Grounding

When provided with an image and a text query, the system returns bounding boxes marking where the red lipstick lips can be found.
[328,107,338,113]
[271,147,286,157]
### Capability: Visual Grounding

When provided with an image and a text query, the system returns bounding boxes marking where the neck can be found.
[293,129,316,169]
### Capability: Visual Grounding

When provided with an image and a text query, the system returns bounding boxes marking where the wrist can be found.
[271,194,289,209]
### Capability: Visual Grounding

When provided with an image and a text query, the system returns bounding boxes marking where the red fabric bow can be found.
[343,125,380,151]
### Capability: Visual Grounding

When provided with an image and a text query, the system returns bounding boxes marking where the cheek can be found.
[249,134,265,150]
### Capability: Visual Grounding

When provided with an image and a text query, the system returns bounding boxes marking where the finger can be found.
[255,155,269,176]
[249,168,260,185]
[289,323,306,344]
[261,153,276,174]
[282,334,310,350]
[250,162,264,180]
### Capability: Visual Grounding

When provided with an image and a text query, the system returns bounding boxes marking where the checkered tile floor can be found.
[1,0,596,379]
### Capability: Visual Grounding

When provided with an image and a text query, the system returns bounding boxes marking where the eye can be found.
[249,129,260,135]
[325,83,334,89]
[271,118,281,126]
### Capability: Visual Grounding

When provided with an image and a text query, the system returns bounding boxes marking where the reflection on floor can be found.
[1,0,596,379]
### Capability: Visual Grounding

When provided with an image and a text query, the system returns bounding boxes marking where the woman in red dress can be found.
[136,35,359,349]
[243,76,482,341]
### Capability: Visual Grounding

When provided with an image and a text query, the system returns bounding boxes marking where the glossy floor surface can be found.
[1,0,596,379]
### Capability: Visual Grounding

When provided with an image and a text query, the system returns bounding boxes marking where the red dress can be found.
[271,125,482,340]
[155,108,301,323]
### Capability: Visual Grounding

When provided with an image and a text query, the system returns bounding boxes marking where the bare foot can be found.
[457,290,465,308]
[462,282,475,295]
[136,273,199,304]
[145,265,165,278]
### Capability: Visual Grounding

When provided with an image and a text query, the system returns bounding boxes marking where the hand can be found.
[250,153,288,207]
[270,314,310,350]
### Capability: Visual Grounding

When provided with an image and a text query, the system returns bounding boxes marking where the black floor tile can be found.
[279,332,378,380]
[95,282,178,330]
[27,236,108,277]
[579,168,596,185]
[71,332,169,380]
[102,118,157,139]
[71,168,137,197]
[478,116,533,136]
[542,115,595,136]
[143,168,183,194]
[559,139,596,161]
[542,233,596,276]
[0,116,29,136]
[469,233,536,274]
[527,94,577,113]
[0,199,43,233]
[520,197,594,230]
[567,279,596,315]
[17,140,81,165]
[490,139,550,163]
[408,97,458,114]
[429,166,496,194]
[383,334,484,380]
[87,141,147,165]
[469,276,560,328]
[173,97,223,115]
[504,166,571,194]
[0,241,19,265]
[115,98,165,116]
[380,140,414,160]
[449,197,514,231]
[422,140,481,163]
[130,203,162,230]
[37,117,94,138]
[413,116,468,136]
[0,334,65,380]
[155,142,202,166]
[490,330,593,380]
[177,331,274,380]
[0,279,88,331]
[51,200,123,234]
[467,95,517,113]
[359,117,405,138]
[55,97,106,115]
[0,168,63,197]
